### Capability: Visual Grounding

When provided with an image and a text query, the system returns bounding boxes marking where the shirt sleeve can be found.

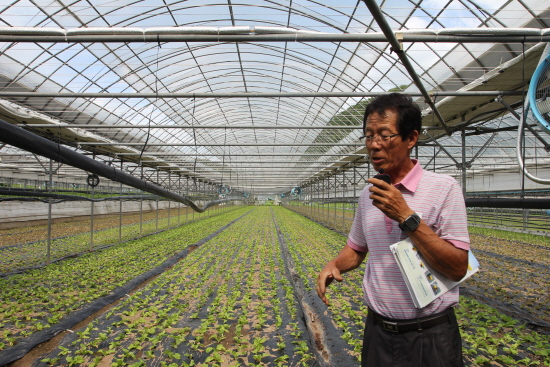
[347,188,369,252]
[347,238,368,253]
[436,179,470,251]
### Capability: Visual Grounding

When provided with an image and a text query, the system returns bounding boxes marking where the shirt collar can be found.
[395,159,422,193]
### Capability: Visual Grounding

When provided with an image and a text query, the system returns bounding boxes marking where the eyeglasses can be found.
[359,133,400,145]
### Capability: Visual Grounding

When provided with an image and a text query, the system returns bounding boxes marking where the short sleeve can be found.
[347,188,369,252]
[436,180,470,251]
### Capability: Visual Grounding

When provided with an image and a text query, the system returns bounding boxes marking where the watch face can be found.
[407,214,421,230]
[400,213,420,231]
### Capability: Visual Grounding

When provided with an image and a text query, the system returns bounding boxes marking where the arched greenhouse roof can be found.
[0,0,549,195]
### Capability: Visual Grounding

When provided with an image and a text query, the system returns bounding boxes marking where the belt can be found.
[368,307,451,333]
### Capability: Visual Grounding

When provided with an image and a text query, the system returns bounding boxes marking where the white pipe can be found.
[0,26,549,37]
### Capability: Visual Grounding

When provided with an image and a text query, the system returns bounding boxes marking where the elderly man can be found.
[316,93,470,367]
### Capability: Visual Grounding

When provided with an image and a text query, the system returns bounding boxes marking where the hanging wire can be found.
[139,40,162,165]
[222,125,227,185]
[228,143,232,189]
[191,95,198,175]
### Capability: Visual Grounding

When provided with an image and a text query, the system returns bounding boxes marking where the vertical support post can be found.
[319,178,323,221]
[89,153,96,251]
[140,165,143,236]
[333,173,337,230]
[309,183,312,217]
[119,159,123,243]
[461,129,467,197]
[317,179,320,221]
[480,207,483,225]
[322,176,326,224]
[156,169,159,231]
[353,165,357,231]
[46,159,53,264]
[316,183,321,216]
[192,179,195,222]
[178,175,181,226]
[342,171,345,232]
[168,171,171,229]
[90,179,95,251]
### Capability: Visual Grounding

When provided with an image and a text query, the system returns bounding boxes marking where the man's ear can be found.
[407,130,419,149]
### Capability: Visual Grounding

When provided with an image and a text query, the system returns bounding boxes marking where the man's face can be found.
[364,109,418,182]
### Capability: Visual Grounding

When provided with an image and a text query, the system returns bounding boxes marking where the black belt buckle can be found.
[382,320,399,332]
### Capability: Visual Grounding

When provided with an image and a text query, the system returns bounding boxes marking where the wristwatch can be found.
[398,212,421,232]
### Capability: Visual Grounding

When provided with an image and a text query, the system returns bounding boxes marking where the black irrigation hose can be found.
[271,208,356,367]
[0,209,252,366]
[305,197,550,209]
[0,189,160,202]
[0,188,142,196]
[0,197,158,203]
[0,118,243,213]
[465,198,550,209]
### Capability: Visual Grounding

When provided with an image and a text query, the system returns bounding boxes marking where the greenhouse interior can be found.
[0,1,549,366]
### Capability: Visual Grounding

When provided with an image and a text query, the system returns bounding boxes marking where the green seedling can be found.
[40,358,60,365]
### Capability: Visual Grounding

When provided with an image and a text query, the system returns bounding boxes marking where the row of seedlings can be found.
[272,207,367,362]
[275,207,550,366]
[0,206,248,355]
[458,229,550,366]
[465,232,549,324]
[0,206,217,248]
[0,205,229,273]
[32,207,316,366]
[457,297,550,366]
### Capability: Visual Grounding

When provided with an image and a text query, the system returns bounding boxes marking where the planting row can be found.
[0,205,231,274]
[2,206,549,366]
[284,204,550,327]
[0,206,200,247]
[457,297,549,366]
[273,208,367,358]
[273,208,550,366]
[464,230,550,326]
[29,207,320,367]
[284,204,355,234]
[0,206,247,356]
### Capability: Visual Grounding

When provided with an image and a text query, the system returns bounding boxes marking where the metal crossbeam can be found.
[0,91,523,98]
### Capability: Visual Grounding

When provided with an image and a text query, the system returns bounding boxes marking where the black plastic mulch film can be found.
[0,210,252,366]
[3,207,549,366]
[271,208,356,367]
[460,238,550,334]
[23,207,331,366]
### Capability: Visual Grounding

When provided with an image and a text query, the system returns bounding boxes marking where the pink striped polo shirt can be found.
[347,160,470,320]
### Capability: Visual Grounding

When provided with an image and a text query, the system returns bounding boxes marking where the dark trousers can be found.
[362,308,464,367]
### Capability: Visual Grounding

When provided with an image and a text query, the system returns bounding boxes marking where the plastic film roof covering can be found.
[0,0,549,195]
